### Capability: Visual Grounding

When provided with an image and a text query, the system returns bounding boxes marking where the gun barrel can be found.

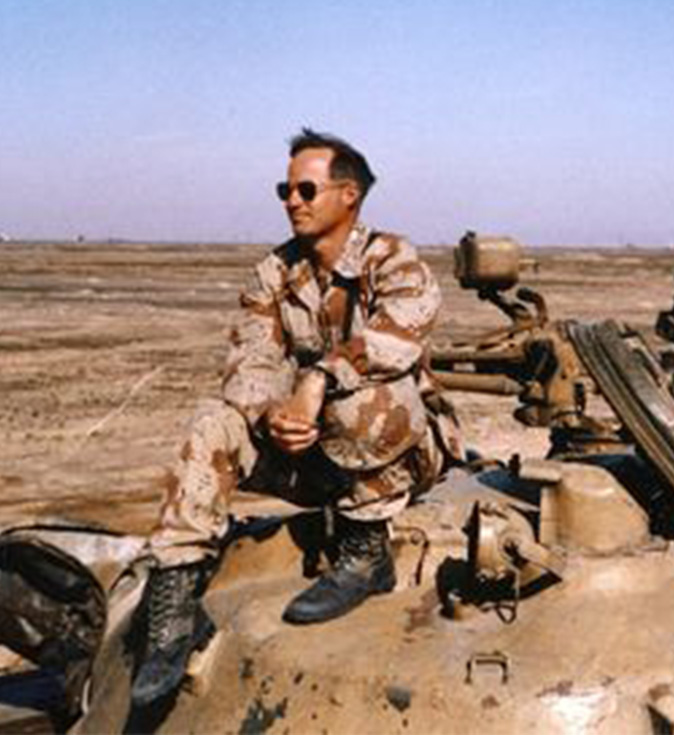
[431,371,523,396]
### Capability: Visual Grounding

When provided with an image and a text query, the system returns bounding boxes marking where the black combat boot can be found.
[131,562,215,707]
[282,516,396,624]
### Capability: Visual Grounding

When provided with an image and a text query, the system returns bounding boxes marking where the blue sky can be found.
[1,0,673,245]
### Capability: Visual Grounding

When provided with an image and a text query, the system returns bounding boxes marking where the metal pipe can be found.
[431,371,523,396]
[430,347,524,370]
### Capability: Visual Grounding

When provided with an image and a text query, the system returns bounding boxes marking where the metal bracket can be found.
[465,651,510,685]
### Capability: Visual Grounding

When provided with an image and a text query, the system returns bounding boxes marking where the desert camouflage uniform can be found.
[150,223,462,567]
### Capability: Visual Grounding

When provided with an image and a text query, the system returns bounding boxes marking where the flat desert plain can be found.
[1,240,673,534]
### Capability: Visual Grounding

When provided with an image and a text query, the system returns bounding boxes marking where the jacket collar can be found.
[330,222,371,280]
[284,223,371,310]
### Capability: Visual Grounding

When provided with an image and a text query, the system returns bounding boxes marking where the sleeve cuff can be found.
[315,355,362,393]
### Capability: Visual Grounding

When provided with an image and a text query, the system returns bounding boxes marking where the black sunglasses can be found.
[276,179,347,203]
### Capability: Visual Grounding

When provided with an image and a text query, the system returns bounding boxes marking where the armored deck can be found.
[70,464,674,734]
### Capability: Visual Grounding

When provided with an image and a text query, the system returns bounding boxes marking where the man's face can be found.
[281,148,359,240]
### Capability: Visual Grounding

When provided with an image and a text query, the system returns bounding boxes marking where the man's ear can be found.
[342,181,360,209]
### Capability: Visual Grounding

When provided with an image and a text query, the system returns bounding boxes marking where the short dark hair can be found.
[289,128,377,201]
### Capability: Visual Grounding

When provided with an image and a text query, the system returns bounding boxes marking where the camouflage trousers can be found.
[148,399,448,567]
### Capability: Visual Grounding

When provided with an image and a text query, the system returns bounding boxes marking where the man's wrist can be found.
[306,369,327,389]
[310,367,336,392]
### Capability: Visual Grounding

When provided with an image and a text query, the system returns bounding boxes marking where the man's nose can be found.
[286,186,304,208]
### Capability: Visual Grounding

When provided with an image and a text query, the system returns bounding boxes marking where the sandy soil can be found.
[2,240,673,533]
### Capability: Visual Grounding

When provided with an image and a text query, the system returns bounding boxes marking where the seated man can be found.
[131,129,463,706]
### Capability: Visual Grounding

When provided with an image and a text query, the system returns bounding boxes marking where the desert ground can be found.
[2,239,673,535]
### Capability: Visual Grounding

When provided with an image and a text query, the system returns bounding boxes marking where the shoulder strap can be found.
[332,272,361,342]
[336,230,381,341]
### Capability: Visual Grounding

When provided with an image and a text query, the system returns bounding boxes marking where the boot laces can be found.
[335,520,388,572]
[147,567,197,651]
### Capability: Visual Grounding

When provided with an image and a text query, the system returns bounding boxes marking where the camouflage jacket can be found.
[222,223,443,470]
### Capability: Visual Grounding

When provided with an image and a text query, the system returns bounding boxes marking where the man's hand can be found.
[267,371,326,454]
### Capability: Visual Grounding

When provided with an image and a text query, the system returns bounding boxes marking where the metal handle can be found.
[465,651,510,685]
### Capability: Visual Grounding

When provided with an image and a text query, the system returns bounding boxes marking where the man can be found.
[131,129,462,707]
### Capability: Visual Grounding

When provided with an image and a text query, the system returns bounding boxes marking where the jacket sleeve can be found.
[317,235,441,392]
[221,254,296,426]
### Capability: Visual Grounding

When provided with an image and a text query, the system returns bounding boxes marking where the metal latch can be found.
[465,651,510,685]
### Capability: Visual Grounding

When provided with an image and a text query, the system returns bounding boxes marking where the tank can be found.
[4,234,674,734]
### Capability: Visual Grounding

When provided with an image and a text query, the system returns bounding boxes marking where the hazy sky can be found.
[1,0,673,245]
